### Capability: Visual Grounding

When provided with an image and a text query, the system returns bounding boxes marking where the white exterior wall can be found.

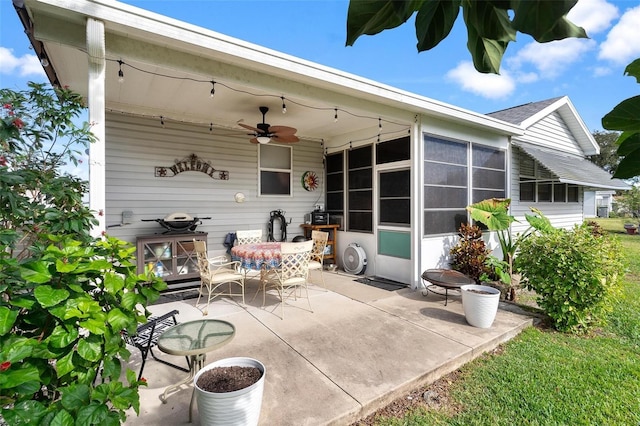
[519,112,582,155]
[104,113,324,257]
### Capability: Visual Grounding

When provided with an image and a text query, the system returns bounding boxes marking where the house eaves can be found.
[19,0,523,138]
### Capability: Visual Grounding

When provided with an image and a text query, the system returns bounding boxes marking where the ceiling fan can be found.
[237,106,299,144]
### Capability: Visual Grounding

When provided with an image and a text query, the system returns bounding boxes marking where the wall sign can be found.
[155,153,229,180]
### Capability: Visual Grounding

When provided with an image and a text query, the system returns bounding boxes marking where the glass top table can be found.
[157,319,235,422]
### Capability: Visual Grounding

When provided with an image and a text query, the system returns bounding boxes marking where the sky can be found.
[1,0,640,137]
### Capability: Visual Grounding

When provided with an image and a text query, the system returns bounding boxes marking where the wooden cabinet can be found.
[300,224,339,265]
[136,233,207,282]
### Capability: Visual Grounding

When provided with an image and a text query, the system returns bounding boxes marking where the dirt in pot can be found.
[197,366,262,393]
[466,288,495,295]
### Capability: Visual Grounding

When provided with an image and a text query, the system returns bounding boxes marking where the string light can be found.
[281,96,287,114]
[378,118,382,134]
[117,60,124,83]
[334,108,338,122]
[349,141,352,150]
[160,116,165,127]
[209,122,213,133]
[210,81,216,98]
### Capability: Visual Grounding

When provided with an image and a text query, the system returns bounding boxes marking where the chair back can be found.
[279,240,313,281]
[236,229,263,245]
[310,230,329,262]
[193,239,211,276]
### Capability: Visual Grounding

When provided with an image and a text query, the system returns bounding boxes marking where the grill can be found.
[142,212,211,234]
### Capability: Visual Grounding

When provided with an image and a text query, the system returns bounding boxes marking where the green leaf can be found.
[2,400,48,425]
[616,131,640,155]
[107,308,130,332]
[415,0,460,51]
[0,306,18,335]
[0,363,41,388]
[624,58,640,83]
[462,2,510,74]
[60,383,90,411]
[104,273,125,294]
[49,325,79,349]
[55,258,77,273]
[50,409,75,426]
[77,337,102,362]
[34,285,70,308]
[79,317,107,335]
[511,0,587,42]
[613,149,640,179]
[20,261,52,284]
[55,350,76,377]
[602,95,640,132]
[76,402,109,425]
[346,0,421,46]
[467,198,514,230]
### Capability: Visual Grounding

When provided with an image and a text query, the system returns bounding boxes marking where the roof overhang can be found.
[515,142,630,191]
[14,0,523,147]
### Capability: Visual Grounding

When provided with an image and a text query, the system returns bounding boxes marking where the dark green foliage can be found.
[0,83,166,425]
[515,224,624,333]
[449,223,491,283]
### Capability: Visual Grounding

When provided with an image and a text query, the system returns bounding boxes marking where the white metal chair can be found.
[308,230,329,288]
[261,240,313,319]
[193,240,245,315]
[236,229,263,245]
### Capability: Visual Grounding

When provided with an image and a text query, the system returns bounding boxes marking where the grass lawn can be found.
[373,218,640,425]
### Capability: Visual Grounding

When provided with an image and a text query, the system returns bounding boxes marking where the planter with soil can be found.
[194,357,266,426]
[460,284,501,328]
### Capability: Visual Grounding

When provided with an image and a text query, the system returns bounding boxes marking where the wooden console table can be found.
[300,223,339,266]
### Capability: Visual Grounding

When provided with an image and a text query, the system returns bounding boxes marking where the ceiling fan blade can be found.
[272,134,299,143]
[268,125,297,135]
[238,122,262,133]
[249,137,260,144]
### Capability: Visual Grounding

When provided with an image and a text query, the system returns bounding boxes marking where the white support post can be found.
[86,18,106,237]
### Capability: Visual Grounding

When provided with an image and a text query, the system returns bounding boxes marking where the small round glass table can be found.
[421,269,475,306]
[157,319,235,422]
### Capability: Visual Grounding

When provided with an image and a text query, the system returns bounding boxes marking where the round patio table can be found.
[157,319,235,422]
[231,242,282,271]
[421,269,475,306]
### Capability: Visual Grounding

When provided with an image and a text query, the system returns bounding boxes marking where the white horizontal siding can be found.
[517,112,582,155]
[104,113,324,254]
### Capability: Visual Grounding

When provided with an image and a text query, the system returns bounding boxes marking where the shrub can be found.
[515,224,624,333]
[0,83,165,424]
[449,223,492,283]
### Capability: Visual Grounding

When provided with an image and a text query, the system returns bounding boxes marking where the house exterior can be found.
[12,0,628,289]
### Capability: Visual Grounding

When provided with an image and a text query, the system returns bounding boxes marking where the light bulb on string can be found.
[378,118,382,135]
[334,108,338,122]
[209,122,213,133]
[117,60,124,83]
[281,96,287,114]
[160,116,165,128]
[210,81,216,98]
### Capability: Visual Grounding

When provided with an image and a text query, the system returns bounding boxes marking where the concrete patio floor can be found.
[123,270,534,425]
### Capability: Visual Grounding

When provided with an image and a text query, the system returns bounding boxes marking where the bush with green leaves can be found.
[0,83,166,425]
[515,224,624,333]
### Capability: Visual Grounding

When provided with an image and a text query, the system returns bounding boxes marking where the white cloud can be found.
[599,5,640,64]
[0,46,46,77]
[593,66,613,77]
[509,38,596,78]
[567,0,619,35]
[445,62,515,99]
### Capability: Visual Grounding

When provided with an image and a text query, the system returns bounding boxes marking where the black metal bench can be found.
[123,309,191,380]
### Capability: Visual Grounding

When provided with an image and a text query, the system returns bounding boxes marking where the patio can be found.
[124,271,534,425]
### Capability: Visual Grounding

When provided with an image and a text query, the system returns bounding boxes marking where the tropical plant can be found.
[515,223,624,333]
[346,0,586,74]
[602,58,640,179]
[0,83,166,425]
[449,223,491,283]
[466,198,553,280]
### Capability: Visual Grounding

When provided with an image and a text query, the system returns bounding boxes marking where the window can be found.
[348,145,373,232]
[376,136,410,164]
[326,152,344,217]
[519,152,580,203]
[259,144,292,195]
[423,135,506,235]
[379,169,410,226]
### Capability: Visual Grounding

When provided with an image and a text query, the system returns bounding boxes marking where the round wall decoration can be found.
[302,171,319,191]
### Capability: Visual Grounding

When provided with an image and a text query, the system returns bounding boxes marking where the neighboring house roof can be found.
[488,96,599,156]
[515,142,630,190]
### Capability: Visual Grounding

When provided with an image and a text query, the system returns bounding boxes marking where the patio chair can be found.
[261,240,313,319]
[308,230,329,288]
[236,229,263,245]
[122,309,190,380]
[193,240,245,315]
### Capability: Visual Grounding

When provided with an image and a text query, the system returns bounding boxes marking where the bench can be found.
[123,309,191,380]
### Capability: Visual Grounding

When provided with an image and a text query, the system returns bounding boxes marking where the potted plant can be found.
[623,223,637,234]
[460,284,502,328]
[194,357,266,426]
[0,83,165,424]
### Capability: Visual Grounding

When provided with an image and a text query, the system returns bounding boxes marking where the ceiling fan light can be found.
[256,136,271,144]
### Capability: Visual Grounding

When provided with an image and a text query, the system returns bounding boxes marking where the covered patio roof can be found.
[13,0,523,148]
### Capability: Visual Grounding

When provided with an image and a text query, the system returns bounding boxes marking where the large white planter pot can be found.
[194,357,266,426]
[461,284,501,328]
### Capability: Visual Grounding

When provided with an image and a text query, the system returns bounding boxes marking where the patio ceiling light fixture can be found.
[256,136,271,144]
